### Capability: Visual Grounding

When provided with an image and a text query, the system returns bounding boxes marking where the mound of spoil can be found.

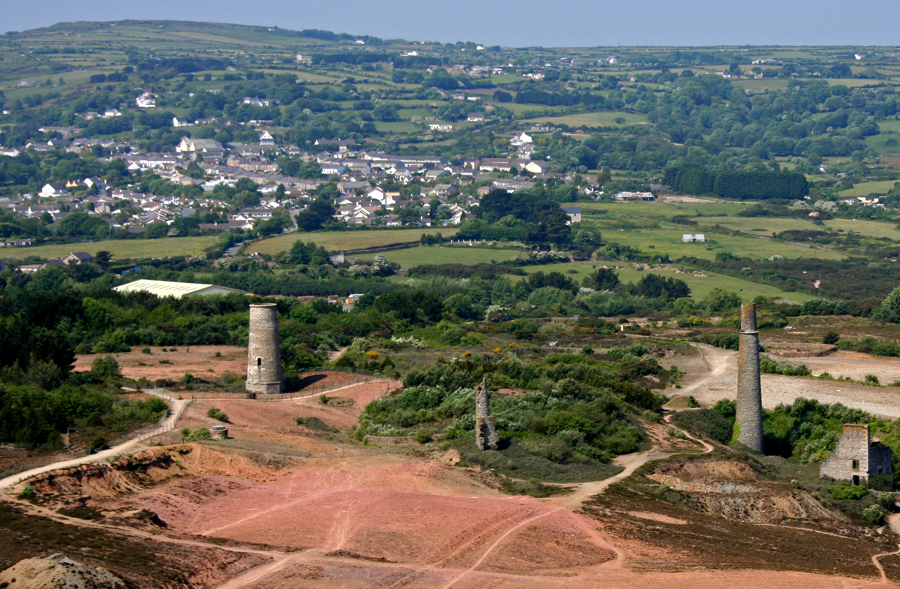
[0,554,126,589]
[25,444,277,501]
[648,459,842,525]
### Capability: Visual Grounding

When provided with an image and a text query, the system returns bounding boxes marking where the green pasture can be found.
[356,246,520,267]
[877,120,900,134]
[701,215,900,240]
[247,228,459,255]
[730,79,790,92]
[0,236,217,261]
[596,225,844,261]
[575,199,747,218]
[864,133,900,154]
[523,111,647,127]
[515,261,815,303]
[376,121,420,133]
[837,180,898,197]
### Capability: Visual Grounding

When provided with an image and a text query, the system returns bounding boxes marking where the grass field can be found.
[356,246,520,267]
[701,215,900,240]
[523,111,647,127]
[514,261,815,303]
[865,133,900,155]
[0,237,217,261]
[838,180,898,197]
[575,199,748,218]
[598,225,844,261]
[247,228,459,255]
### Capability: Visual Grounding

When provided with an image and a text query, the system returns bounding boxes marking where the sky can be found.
[2,0,899,47]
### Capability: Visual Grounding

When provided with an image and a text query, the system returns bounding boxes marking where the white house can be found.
[510,132,533,147]
[135,93,157,108]
[428,123,453,132]
[682,234,706,243]
[172,117,193,127]
[560,206,582,224]
[176,138,223,153]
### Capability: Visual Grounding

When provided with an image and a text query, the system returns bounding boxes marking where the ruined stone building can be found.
[820,424,893,485]
[246,303,284,394]
[736,303,764,453]
[475,378,499,450]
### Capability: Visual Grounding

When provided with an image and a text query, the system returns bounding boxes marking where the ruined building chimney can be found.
[475,377,499,450]
[736,303,764,452]
[246,303,283,394]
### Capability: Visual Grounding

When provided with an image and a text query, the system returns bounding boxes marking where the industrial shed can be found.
[113,279,245,299]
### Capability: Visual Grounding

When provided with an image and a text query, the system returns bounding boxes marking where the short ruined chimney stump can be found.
[246,303,283,394]
[475,378,499,450]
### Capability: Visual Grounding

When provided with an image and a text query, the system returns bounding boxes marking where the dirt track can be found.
[672,344,900,418]
[8,352,900,587]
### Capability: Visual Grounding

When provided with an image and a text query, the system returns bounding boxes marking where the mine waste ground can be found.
[5,348,900,587]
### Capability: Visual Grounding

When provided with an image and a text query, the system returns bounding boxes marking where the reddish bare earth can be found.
[74,346,246,381]
[10,351,900,588]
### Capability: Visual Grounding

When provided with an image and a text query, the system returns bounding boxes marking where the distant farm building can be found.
[561,206,582,224]
[62,252,94,265]
[820,424,893,486]
[682,234,706,243]
[113,279,245,299]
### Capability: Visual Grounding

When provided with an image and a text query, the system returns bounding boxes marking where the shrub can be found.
[669,409,733,444]
[415,428,434,444]
[712,398,736,420]
[865,374,880,386]
[91,356,120,379]
[296,416,337,431]
[687,396,700,408]
[17,485,35,500]
[207,407,229,422]
[877,491,898,511]
[862,504,884,525]
[88,435,109,453]
[830,482,869,500]
[189,428,212,441]
[823,330,840,345]
[142,347,152,354]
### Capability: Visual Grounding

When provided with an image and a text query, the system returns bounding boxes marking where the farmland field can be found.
[0,236,217,260]
[837,180,898,197]
[355,245,520,267]
[701,216,900,240]
[514,261,816,302]
[523,111,647,127]
[597,225,844,260]
[247,227,459,255]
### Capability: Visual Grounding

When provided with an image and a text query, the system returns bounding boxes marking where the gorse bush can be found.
[670,409,733,444]
[362,353,669,466]
[760,357,811,377]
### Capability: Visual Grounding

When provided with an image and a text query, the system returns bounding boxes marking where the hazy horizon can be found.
[4,0,900,47]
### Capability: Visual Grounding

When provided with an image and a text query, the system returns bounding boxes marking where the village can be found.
[0,116,608,247]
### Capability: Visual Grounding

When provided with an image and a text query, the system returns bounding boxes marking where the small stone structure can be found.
[736,303,764,453]
[820,424,893,485]
[210,425,228,440]
[246,303,284,394]
[475,377,499,450]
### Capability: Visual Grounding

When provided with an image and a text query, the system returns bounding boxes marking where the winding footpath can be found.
[0,394,188,491]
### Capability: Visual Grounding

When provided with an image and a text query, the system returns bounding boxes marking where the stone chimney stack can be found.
[475,377,499,450]
[736,303,764,452]
[246,303,283,394]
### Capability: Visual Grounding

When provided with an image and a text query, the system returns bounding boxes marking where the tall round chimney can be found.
[246,303,283,394]
[736,303,764,452]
